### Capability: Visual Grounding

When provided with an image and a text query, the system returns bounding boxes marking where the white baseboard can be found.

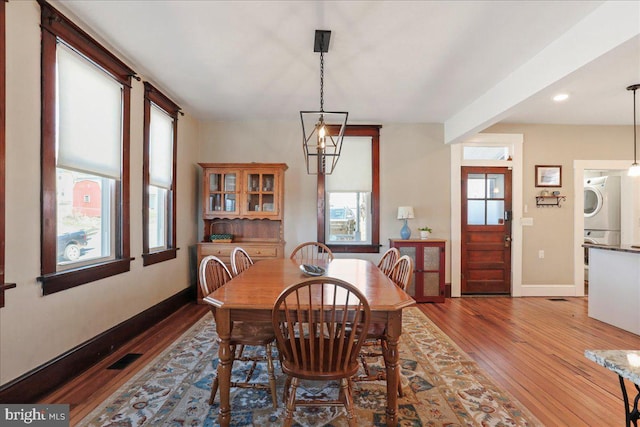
[520,284,582,297]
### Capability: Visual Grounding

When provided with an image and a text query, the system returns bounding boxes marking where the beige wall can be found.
[198,121,451,277]
[0,2,200,385]
[486,123,633,285]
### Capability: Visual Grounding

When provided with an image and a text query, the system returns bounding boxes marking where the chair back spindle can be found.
[231,247,254,276]
[389,255,413,292]
[377,247,400,277]
[199,255,232,296]
[273,278,370,379]
[290,241,334,263]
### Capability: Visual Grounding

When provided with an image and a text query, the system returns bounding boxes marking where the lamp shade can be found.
[397,206,415,220]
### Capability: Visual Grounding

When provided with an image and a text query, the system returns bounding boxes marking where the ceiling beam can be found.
[444,1,640,144]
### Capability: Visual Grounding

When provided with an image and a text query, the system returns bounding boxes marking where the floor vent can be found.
[548,298,568,302]
[107,353,143,370]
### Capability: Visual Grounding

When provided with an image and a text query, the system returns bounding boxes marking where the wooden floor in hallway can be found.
[41,297,637,426]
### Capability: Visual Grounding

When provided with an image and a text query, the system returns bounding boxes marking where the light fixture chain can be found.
[319,50,324,112]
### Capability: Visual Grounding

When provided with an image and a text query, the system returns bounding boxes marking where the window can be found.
[462,146,510,160]
[325,138,372,244]
[318,125,380,253]
[39,2,135,295]
[142,82,180,266]
[466,173,506,225]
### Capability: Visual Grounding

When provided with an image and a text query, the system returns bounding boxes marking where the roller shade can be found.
[326,136,372,191]
[149,104,174,189]
[56,42,122,179]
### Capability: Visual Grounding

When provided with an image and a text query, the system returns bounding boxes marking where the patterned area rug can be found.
[78,307,541,426]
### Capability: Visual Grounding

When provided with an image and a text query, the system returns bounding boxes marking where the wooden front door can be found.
[461,167,512,294]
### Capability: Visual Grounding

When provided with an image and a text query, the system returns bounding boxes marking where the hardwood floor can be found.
[39,303,210,426]
[419,297,639,426]
[40,297,638,426]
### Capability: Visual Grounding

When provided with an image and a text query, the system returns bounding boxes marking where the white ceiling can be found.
[54,0,640,142]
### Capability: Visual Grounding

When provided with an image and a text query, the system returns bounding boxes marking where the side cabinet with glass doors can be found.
[390,239,446,303]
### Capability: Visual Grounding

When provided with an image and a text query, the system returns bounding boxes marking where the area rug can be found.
[77,307,541,426]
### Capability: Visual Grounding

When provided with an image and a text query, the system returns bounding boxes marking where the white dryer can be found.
[584,176,621,230]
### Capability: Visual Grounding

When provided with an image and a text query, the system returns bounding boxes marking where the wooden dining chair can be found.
[377,247,400,277]
[198,255,278,408]
[272,277,370,427]
[355,255,413,396]
[289,241,334,263]
[231,246,253,276]
[389,255,414,292]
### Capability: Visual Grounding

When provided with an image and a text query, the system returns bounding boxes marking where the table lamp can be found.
[397,206,414,239]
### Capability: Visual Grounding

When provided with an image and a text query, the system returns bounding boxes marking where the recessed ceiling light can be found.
[553,93,569,102]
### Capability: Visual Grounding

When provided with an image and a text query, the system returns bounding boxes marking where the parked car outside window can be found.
[57,230,89,262]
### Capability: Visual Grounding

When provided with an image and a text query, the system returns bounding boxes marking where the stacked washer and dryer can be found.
[584,176,621,278]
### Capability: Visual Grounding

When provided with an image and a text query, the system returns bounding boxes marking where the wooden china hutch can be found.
[196,163,287,303]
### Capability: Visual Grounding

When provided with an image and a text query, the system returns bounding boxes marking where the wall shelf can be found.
[536,195,566,207]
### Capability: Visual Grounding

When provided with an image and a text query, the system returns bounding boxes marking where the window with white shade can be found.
[325,137,372,244]
[39,2,134,294]
[318,125,381,253]
[55,43,120,268]
[142,82,180,266]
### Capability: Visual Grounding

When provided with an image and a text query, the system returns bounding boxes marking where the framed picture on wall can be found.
[535,165,562,187]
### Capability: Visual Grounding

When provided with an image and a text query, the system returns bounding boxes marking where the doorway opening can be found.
[450,133,523,297]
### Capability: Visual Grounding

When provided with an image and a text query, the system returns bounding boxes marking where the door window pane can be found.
[487,174,504,199]
[467,200,486,225]
[467,174,486,198]
[466,172,506,225]
[487,200,505,225]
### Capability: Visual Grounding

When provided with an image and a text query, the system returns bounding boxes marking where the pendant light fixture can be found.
[300,30,348,175]
[628,84,640,177]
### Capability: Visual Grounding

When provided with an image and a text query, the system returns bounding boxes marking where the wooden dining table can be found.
[203,257,416,427]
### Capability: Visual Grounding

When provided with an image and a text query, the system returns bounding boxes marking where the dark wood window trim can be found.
[142,82,180,266]
[0,0,14,308]
[318,125,381,253]
[38,1,135,294]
